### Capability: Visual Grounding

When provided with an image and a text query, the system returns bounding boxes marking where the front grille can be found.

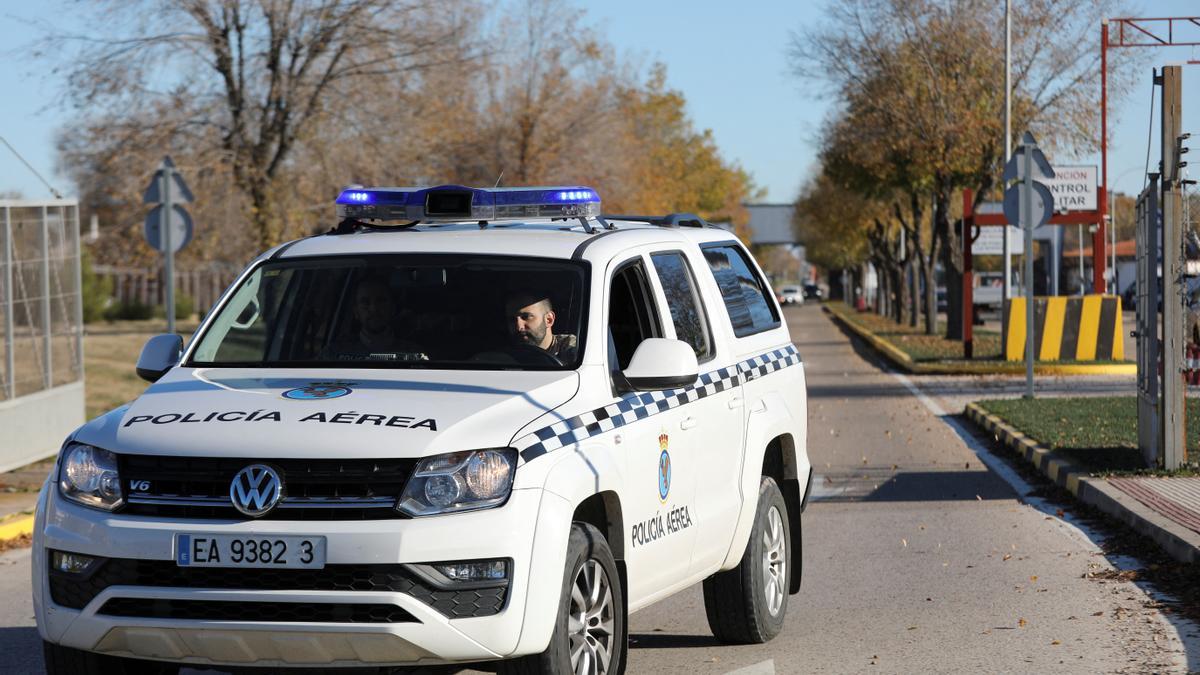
[98,598,416,623]
[117,455,416,520]
[49,557,508,619]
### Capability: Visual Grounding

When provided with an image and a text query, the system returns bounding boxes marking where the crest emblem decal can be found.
[658,434,671,502]
[282,382,353,400]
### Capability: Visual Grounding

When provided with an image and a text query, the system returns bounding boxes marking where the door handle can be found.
[727,397,743,410]
[680,417,698,430]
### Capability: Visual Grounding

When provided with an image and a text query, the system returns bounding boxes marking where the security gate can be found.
[0,200,85,473]
[1136,176,1159,466]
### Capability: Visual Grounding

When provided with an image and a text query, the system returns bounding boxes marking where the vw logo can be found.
[230,464,284,517]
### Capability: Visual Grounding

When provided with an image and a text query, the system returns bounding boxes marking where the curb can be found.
[0,513,34,544]
[965,402,1200,564]
[823,304,1136,376]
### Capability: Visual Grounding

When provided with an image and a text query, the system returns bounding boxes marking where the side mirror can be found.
[136,334,184,383]
[622,338,699,391]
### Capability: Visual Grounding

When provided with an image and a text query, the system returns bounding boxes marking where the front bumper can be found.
[34,486,570,668]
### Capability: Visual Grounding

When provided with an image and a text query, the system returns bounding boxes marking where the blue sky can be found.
[0,1,1197,203]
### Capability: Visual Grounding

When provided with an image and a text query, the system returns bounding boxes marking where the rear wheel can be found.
[702,476,791,644]
[43,641,179,675]
[498,522,625,675]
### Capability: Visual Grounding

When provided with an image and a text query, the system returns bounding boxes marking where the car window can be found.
[701,243,780,337]
[189,254,588,370]
[650,251,713,362]
[608,259,662,371]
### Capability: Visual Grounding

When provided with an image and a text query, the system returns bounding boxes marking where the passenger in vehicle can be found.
[506,290,578,362]
[323,275,426,361]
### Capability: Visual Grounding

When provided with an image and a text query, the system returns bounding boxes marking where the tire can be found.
[702,476,792,644]
[498,523,625,675]
[43,641,180,675]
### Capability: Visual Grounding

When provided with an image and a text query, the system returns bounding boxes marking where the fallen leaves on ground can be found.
[0,533,31,554]
[1084,569,1140,582]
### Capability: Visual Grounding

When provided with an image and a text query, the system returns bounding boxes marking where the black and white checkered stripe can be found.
[515,344,800,461]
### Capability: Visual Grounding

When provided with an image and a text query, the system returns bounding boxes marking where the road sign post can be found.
[143,157,194,335]
[1003,133,1056,399]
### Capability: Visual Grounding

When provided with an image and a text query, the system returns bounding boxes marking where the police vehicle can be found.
[33,185,811,674]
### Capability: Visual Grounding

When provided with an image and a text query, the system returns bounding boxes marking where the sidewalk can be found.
[967,403,1200,564]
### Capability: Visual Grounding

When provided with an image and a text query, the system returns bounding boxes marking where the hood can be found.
[74,367,579,459]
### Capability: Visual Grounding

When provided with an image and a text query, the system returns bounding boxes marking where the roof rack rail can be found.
[601,213,711,228]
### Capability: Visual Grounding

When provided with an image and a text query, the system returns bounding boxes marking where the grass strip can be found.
[830,303,1129,366]
[84,320,199,419]
[832,304,1001,361]
[976,396,1200,474]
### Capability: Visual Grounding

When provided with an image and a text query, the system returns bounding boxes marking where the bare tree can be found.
[790,0,1140,339]
[46,0,481,248]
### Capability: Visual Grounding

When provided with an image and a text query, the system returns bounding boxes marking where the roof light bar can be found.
[335,185,600,222]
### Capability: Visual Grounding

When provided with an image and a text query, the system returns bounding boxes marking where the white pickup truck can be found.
[34,185,811,674]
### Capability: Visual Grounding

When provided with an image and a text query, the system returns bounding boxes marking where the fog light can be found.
[51,551,97,574]
[433,559,508,582]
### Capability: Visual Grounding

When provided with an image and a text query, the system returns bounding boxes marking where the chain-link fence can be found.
[0,200,85,472]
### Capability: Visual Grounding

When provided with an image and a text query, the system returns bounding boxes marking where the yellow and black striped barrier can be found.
[1003,295,1124,362]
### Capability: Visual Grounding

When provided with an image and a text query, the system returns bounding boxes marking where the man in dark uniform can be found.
[506,290,577,363]
[324,275,425,361]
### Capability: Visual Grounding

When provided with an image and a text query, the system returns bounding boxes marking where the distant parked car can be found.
[779,285,804,305]
[803,282,822,300]
[973,272,1012,310]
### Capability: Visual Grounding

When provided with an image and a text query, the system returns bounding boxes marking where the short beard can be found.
[519,325,547,346]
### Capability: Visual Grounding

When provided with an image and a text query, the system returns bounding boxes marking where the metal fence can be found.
[94,263,240,314]
[0,200,85,472]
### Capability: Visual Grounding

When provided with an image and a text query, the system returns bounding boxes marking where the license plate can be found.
[175,534,326,569]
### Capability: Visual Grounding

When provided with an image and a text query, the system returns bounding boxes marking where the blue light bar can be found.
[334,185,601,222]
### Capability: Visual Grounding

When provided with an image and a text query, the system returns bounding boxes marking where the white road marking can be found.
[889,370,1037,498]
[724,659,775,675]
[888,368,1200,672]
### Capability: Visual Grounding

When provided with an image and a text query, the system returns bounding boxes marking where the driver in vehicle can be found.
[507,290,578,362]
[323,274,426,361]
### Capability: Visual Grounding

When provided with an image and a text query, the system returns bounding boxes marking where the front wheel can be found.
[498,522,626,675]
[702,476,792,644]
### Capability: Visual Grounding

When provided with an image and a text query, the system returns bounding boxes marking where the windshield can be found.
[189,254,588,370]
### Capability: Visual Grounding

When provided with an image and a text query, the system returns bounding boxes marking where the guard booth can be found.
[962,177,1114,361]
[0,200,85,473]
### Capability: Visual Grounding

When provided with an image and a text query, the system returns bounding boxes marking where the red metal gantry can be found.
[960,17,1200,358]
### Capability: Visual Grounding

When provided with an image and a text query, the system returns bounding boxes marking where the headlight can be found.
[399,448,516,516]
[58,443,123,511]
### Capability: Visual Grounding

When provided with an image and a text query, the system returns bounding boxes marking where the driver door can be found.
[607,254,698,604]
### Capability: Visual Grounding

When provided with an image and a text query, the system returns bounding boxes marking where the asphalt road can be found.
[2,304,1195,674]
